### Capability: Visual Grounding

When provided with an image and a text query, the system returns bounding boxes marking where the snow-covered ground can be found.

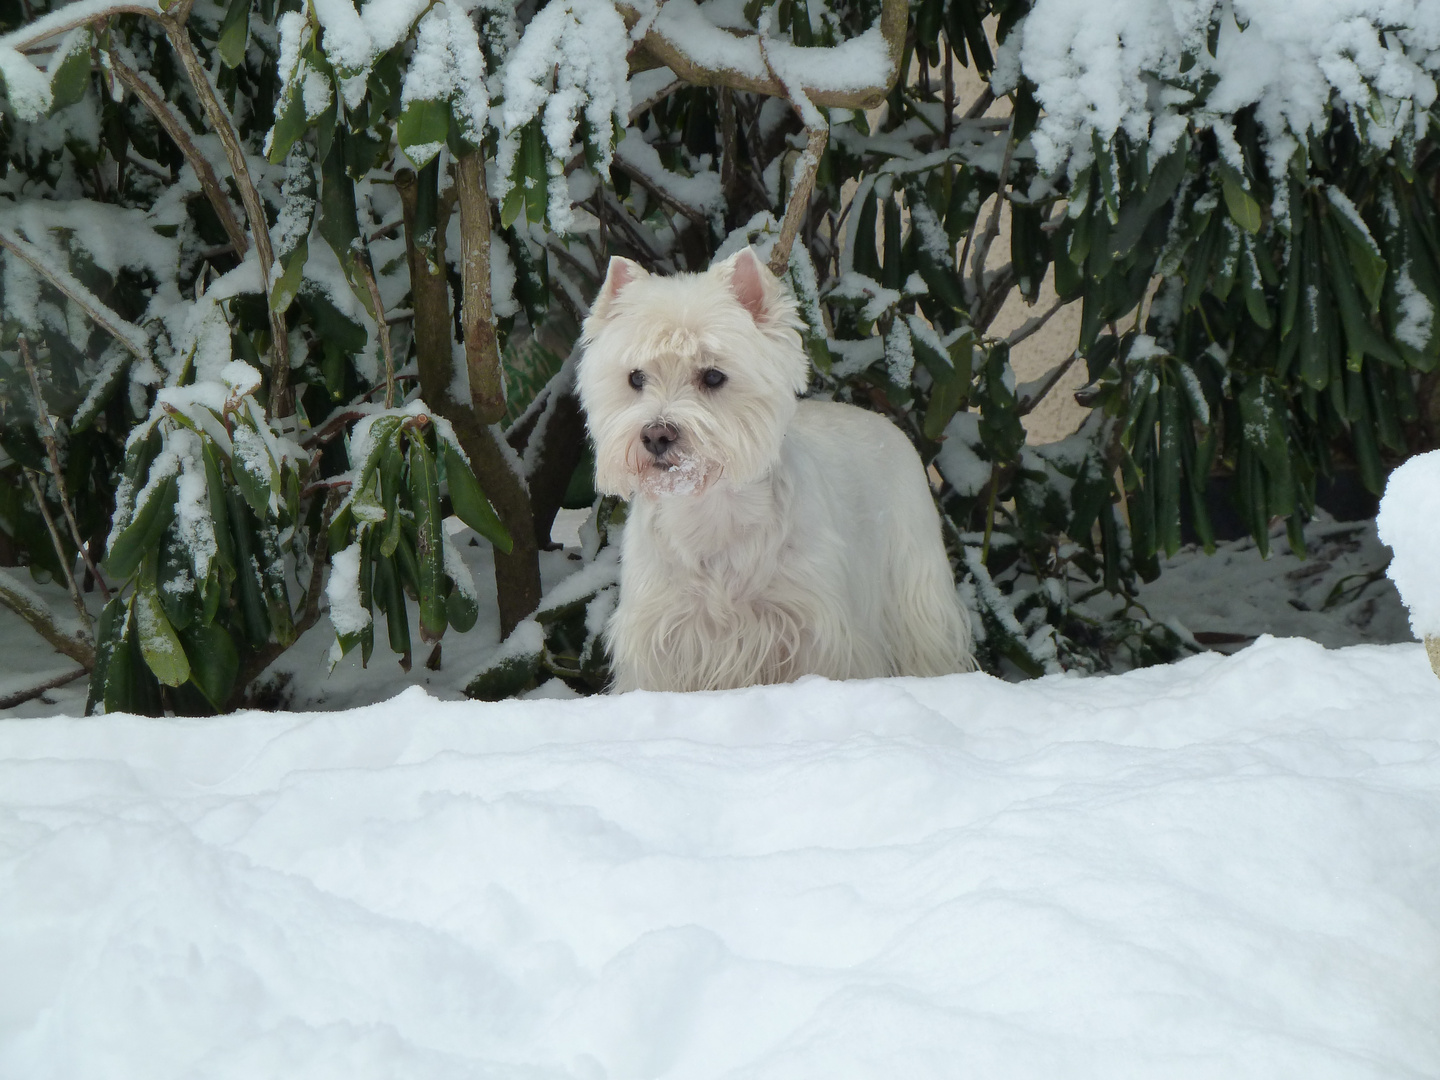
[2,636,1438,1078]
[2,507,1436,1076]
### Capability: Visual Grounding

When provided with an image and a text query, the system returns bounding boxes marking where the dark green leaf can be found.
[136,581,191,687]
[180,621,239,709]
[444,444,512,553]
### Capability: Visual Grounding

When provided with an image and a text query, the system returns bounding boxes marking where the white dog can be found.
[577,248,975,692]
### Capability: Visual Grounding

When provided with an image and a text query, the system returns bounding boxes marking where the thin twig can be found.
[965,86,996,120]
[1018,351,1082,418]
[20,338,110,599]
[354,247,396,409]
[107,47,248,257]
[629,76,685,123]
[756,25,830,276]
[545,238,602,288]
[970,134,1016,295]
[943,39,954,148]
[720,88,738,205]
[0,666,88,711]
[25,471,92,640]
[1005,295,1067,350]
[300,490,341,629]
[125,152,171,180]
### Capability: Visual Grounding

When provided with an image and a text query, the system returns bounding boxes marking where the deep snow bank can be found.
[2,636,1438,1079]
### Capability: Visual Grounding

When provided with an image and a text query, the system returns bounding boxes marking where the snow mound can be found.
[1377,449,1440,639]
[2,637,1439,1078]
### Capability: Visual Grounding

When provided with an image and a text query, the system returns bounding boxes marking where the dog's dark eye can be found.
[700,368,727,390]
[629,369,645,390]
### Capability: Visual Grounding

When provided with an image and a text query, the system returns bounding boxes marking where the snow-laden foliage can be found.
[1012,0,1440,184]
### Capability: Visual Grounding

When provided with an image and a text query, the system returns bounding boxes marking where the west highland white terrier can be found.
[577,247,975,692]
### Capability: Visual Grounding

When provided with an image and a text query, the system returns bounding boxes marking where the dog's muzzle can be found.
[641,422,680,460]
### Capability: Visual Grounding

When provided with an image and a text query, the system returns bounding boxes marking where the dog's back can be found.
[782,401,975,679]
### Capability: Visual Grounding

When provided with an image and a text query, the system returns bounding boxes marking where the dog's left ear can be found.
[719,248,777,325]
[588,256,648,324]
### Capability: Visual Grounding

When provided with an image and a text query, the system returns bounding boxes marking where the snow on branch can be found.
[0,0,159,53]
[0,227,150,360]
[621,0,909,110]
[0,568,94,669]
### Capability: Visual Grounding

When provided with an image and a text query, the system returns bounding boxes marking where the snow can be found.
[325,541,372,638]
[0,44,52,121]
[497,0,631,231]
[936,410,992,498]
[647,0,896,96]
[400,3,490,145]
[615,128,724,222]
[2,636,1438,1076]
[1395,265,1436,351]
[1376,449,1440,638]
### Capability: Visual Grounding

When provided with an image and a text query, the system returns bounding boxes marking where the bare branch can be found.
[23,472,92,643]
[107,48,248,258]
[20,337,110,600]
[970,135,1016,298]
[720,88,738,206]
[614,157,712,228]
[0,568,94,668]
[0,666,88,711]
[768,126,829,277]
[629,76,685,123]
[0,2,158,52]
[353,247,396,409]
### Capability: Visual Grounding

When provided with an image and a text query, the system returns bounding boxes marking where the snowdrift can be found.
[2,636,1438,1078]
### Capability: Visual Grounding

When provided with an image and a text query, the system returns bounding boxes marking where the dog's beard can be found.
[633,453,718,497]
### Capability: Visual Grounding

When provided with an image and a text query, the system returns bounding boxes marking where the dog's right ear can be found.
[588,256,648,323]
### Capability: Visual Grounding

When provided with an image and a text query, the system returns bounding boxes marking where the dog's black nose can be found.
[641,422,679,457]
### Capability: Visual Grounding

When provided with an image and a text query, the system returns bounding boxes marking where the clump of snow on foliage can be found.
[0,45,52,121]
[220,361,263,398]
[1012,0,1440,180]
[937,411,992,498]
[326,542,372,637]
[442,531,477,603]
[401,3,490,150]
[169,429,218,583]
[497,0,630,231]
[1395,267,1436,352]
[1376,449,1440,638]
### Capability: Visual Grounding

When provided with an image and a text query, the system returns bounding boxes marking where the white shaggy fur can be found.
[578,248,975,692]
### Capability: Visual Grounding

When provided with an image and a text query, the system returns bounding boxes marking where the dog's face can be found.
[577,249,808,499]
